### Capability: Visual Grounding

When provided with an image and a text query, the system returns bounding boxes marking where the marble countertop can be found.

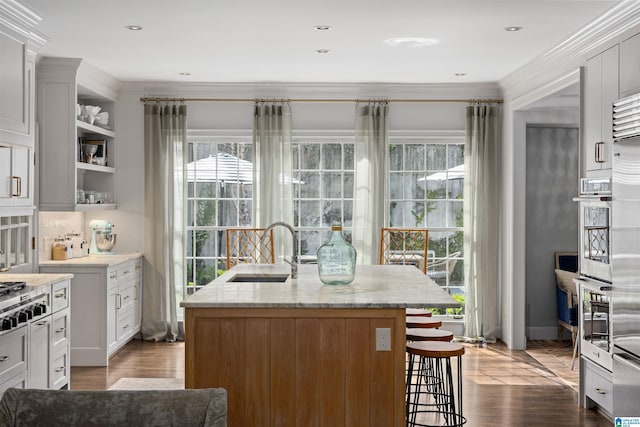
[180,263,459,309]
[39,253,142,268]
[1,273,74,288]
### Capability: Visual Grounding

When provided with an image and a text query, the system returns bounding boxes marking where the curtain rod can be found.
[139,97,503,104]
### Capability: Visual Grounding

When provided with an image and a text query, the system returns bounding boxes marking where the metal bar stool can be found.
[406,341,466,427]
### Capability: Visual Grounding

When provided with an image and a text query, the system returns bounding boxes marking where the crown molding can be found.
[501,1,640,101]
[0,0,41,38]
[120,81,501,101]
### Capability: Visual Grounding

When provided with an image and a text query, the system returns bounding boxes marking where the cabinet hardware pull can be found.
[55,293,65,298]
[0,356,9,362]
[116,294,122,309]
[123,270,130,274]
[594,388,606,394]
[11,176,21,197]
[36,321,49,326]
[123,324,129,329]
[55,367,65,372]
[55,328,66,333]
[595,141,605,163]
[110,273,117,279]
[123,295,130,300]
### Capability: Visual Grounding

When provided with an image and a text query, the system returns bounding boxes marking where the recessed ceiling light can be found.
[454,73,466,76]
[314,25,332,31]
[316,49,331,54]
[384,37,439,47]
[125,25,143,31]
[504,26,522,32]
[178,72,191,76]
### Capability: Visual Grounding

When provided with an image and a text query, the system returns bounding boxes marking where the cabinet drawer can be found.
[584,361,613,413]
[117,309,135,341]
[107,267,118,289]
[0,370,27,393]
[118,261,136,283]
[51,352,68,390]
[52,280,70,312]
[0,326,27,384]
[52,309,69,355]
[119,282,135,312]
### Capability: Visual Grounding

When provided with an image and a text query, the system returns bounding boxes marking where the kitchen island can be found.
[181,263,459,427]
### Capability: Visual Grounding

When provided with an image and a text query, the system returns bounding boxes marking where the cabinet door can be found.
[29,316,52,389]
[583,53,603,174]
[0,145,11,203]
[600,45,619,171]
[107,269,119,355]
[621,32,640,97]
[0,144,33,208]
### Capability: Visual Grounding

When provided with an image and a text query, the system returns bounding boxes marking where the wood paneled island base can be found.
[182,264,460,427]
[185,307,406,427]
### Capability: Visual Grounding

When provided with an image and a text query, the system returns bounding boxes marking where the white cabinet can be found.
[581,356,613,417]
[0,3,43,149]
[620,31,640,98]
[28,279,71,390]
[39,255,142,366]
[582,45,619,176]
[36,57,120,211]
[0,327,28,391]
[0,144,34,211]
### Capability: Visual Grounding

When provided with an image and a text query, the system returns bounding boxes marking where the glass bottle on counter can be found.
[317,223,357,285]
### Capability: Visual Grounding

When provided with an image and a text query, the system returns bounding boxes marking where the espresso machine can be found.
[89,219,117,255]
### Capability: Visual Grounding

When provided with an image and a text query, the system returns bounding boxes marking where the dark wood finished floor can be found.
[71,339,610,427]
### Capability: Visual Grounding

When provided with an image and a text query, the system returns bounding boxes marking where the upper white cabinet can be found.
[37,57,121,211]
[582,45,619,176]
[0,144,33,209]
[0,3,44,148]
[620,31,640,98]
[0,1,44,216]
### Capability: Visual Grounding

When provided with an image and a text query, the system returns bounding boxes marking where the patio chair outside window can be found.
[226,228,275,269]
[426,251,461,283]
[379,228,429,274]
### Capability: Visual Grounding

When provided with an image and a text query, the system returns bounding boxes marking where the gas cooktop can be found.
[0,281,26,298]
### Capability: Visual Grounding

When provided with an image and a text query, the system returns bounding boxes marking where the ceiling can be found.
[23,0,617,85]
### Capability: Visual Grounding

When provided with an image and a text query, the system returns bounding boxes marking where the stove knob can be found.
[1,318,11,331]
[24,307,33,320]
[40,304,47,314]
[18,312,27,323]
[34,305,43,316]
[9,316,18,327]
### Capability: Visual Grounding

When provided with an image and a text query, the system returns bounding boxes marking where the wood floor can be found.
[71,339,611,427]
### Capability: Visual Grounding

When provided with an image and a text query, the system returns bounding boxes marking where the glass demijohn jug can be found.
[317,223,357,285]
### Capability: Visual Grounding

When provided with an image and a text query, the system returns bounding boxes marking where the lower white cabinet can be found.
[580,356,613,418]
[40,255,142,366]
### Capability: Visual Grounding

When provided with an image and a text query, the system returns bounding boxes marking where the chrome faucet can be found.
[264,222,298,279]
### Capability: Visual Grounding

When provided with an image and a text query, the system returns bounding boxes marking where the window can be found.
[388,134,465,315]
[292,137,355,258]
[185,138,253,295]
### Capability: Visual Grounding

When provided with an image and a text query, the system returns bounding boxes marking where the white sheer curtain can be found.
[142,103,186,342]
[353,101,389,264]
[463,103,500,342]
[252,101,294,258]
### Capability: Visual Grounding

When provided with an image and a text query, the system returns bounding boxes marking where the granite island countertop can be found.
[180,263,459,309]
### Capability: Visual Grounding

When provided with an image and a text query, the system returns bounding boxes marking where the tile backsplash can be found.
[39,212,86,261]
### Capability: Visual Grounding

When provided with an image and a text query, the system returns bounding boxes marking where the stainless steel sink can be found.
[227,273,289,283]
